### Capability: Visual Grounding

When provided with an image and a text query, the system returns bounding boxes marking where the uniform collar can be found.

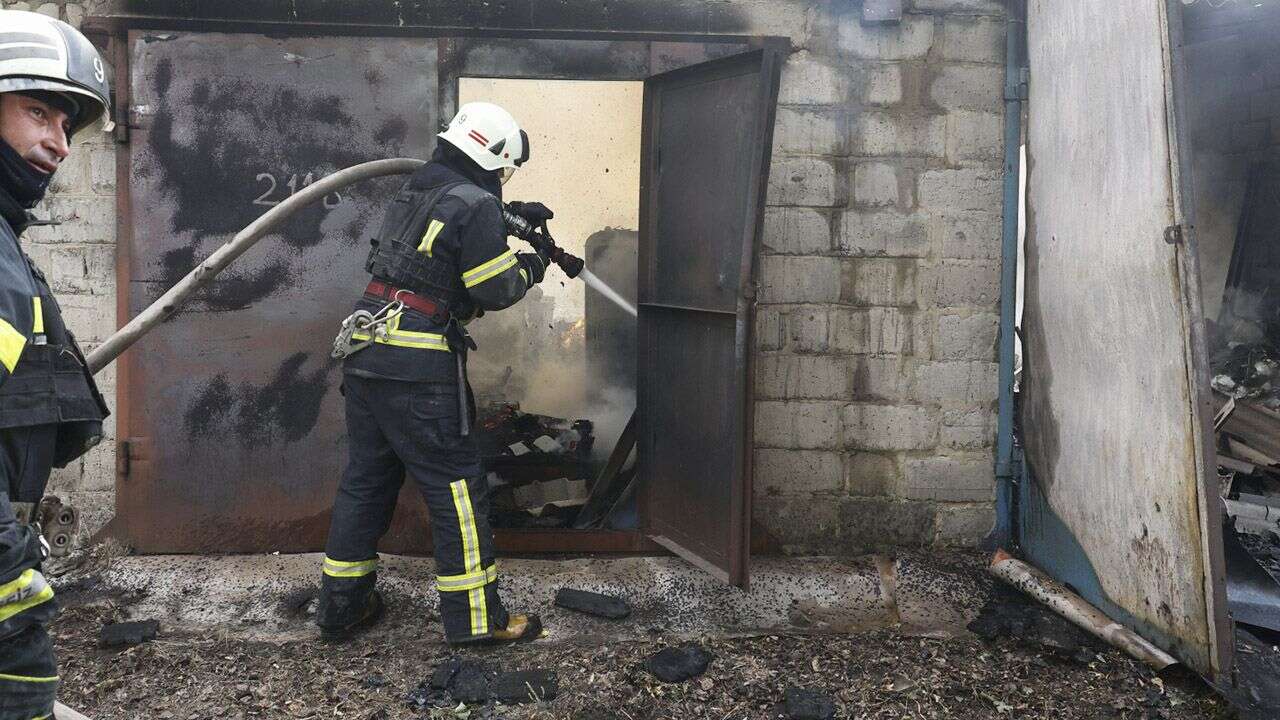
[0,186,31,237]
[428,145,503,199]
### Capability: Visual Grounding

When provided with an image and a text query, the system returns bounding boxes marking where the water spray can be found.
[502,207,637,318]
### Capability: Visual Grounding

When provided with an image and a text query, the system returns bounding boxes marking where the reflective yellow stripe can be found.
[0,584,53,623]
[0,318,25,372]
[32,714,53,719]
[436,564,498,592]
[450,480,487,636]
[0,673,58,683]
[322,556,378,579]
[418,219,446,256]
[0,569,53,622]
[352,313,450,352]
[462,250,517,288]
[0,569,36,600]
[31,297,43,334]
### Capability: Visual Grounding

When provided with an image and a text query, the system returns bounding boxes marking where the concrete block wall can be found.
[754,0,1005,553]
[1,0,1007,553]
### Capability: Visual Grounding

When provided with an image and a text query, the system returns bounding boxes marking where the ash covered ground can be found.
[46,547,1230,720]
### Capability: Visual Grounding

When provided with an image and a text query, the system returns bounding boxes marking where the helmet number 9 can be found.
[93,56,105,84]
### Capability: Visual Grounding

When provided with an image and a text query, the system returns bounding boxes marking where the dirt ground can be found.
[46,558,1234,720]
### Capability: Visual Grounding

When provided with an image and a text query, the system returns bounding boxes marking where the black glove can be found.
[517,252,547,288]
[508,201,555,224]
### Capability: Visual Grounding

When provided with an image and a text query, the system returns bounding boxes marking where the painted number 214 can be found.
[253,172,343,209]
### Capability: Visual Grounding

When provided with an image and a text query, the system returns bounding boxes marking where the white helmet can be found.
[438,102,529,175]
[0,10,113,136]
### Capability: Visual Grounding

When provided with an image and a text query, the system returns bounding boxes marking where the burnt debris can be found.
[967,589,1100,663]
[553,588,631,620]
[645,643,713,683]
[776,687,837,720]
[406,658,557,709]
[477,403,595,529]
[99,619,160,648]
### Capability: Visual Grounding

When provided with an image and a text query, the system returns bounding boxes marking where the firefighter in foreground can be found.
[318,102,552,644]
[0,10,113,719]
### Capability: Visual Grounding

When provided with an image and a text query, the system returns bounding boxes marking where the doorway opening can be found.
[458,77,642,533]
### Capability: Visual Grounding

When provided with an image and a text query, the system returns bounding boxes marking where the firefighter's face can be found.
[0,93,71,175]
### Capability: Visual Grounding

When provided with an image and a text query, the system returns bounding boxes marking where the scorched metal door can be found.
[1021,0,1230,675]
[638,48,781,588]
[105,31,439,553]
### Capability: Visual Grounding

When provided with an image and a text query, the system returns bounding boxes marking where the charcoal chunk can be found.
[99,619,159,648]
[646,643,712,683]
[419,657,557,706]
[450,662,498,704]
[554,588,631,620]
[784,687,836,720]
[491,669,558,703]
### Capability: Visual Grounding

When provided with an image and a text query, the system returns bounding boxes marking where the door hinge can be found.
[116,439,131,479]
[1164,224,1185,245]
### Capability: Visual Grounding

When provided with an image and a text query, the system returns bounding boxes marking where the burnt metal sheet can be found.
[638,49,781,588]
[436,37,749,125]
[105,31,439,553]
[1021,0,1228,675]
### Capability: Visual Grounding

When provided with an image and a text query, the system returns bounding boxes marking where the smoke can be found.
[467,227,638,462]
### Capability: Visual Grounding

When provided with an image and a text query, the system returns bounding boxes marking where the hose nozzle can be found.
[502,207,585,279]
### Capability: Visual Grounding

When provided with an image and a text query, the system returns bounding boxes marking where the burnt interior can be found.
[1182,0,1280,642]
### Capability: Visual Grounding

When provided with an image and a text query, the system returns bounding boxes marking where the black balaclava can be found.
[0,138,53,210]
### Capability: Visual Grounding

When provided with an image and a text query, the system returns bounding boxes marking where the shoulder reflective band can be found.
[449,479,488,636]
[418,219,446,257]
[351,313,449,352]
[321,556,378,579]
[0,317,24,372]
[0,568,54,623]
[462,249,517,289]
[436,563,497,592]
[31,297,43,335]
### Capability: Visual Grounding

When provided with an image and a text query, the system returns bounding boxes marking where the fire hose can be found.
[85,158,593,375]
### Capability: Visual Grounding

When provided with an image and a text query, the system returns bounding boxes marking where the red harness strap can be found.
[364,280,450,323]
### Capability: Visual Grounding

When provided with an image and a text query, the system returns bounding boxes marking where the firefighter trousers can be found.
[0,426,59,720]
[318,375,508,643]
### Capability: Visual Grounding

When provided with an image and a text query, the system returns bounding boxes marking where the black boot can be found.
[319,589,385,642]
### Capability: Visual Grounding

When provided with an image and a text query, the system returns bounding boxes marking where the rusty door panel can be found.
[108,31,439,553]
[638,49,781,587]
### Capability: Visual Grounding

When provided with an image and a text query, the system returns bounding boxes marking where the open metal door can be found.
[637,48,781,588]
[1021,0,1231,675]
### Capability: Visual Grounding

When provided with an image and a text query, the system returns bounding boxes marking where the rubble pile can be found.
[475,402,595,529]
[1211,302,1280,408]
[1213,293,1280,638]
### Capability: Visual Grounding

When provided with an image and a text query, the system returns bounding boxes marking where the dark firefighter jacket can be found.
[0,190,109,464]
[345,145,532,383]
